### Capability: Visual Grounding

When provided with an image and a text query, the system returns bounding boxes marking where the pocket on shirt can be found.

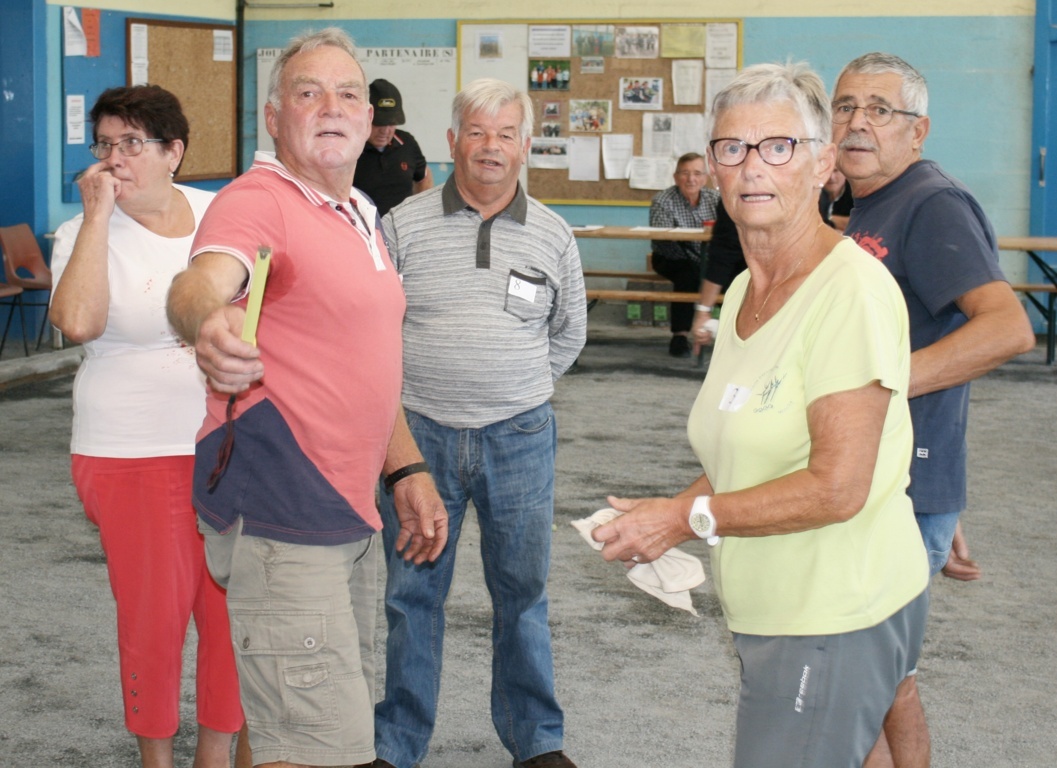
[503,269,549,322]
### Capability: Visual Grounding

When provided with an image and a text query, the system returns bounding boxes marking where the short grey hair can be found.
[268,27,361,109]
[676,152,705,168]
[835,52,929,117]
[451,78,534,141]
[708,61,831,147]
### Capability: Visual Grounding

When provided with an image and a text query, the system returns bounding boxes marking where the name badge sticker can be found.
[719,383,752,412]
[508,274,538,303]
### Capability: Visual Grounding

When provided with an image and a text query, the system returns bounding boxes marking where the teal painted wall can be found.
[745,16,1033,242]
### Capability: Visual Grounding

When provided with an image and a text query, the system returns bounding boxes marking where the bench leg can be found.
[1048,293,1055,365]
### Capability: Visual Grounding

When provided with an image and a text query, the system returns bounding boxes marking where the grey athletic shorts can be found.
[731,589,928,768]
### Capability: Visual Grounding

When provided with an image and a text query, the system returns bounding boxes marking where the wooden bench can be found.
[1011,283,1057,364]
[585,289,698,304]
[583,265,711,307]
[585,283,1057,365]
[582,269,664,281]
[584,241,1057,364]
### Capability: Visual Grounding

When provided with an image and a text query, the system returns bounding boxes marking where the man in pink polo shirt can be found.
[167,28,447,768]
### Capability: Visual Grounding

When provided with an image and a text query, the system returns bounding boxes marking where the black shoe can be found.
[669,334,691,358]
[514,751,578,767]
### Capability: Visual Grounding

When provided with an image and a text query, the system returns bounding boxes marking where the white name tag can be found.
[508,275,538,303]
[719,383,752,412]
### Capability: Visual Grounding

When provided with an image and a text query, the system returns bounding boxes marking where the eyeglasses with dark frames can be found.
[831,103,920,127]
[709,137,822,167]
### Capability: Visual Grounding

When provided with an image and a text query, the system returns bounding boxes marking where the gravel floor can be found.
[2,312,1055,767]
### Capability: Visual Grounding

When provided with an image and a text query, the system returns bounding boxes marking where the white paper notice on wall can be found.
[705,23,738,69]
[256,48,282,153]
[569,136,601,182]
[63,7,87,57]
[130,23,149,85]
[66,94,85,144]
[214,30,234,62]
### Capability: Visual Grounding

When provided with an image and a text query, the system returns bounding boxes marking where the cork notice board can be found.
[126,19,237,180]
[458,19,742,205]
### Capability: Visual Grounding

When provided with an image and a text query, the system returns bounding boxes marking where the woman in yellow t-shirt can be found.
[592,62,929,768]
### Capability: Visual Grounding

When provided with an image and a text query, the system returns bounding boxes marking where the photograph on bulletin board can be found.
[529,60,571,91]
[619,77,663,110]
[614,27,659,58]
[476,32,503,59]
[569,100,612,133]
[529,138,570,170]
[572,25,614,57]
[581,57,605,74]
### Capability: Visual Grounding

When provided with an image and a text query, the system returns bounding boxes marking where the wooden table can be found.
[998,237,1057,364]
[996,236,1057,254]
[576,231,1057,364]
[573,225,712,242]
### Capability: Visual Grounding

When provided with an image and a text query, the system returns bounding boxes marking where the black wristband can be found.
[384,461,430,492]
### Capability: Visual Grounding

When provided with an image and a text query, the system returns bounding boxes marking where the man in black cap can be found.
[354,78,433,215]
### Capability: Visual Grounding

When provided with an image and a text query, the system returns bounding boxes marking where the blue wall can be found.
[0,0,50,342]
[0,0,46,232]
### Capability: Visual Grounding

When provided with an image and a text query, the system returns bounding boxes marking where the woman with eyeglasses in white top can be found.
[50,85,248,768]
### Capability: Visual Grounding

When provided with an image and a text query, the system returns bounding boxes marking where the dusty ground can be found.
[2,311,1055,767]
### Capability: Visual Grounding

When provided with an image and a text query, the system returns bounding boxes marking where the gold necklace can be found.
[749,222,827,322]
[751,252,807,322]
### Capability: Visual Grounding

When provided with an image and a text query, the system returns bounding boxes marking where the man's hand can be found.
[194,304,263,394]
[941,520,981,581]
[391,472,448,565]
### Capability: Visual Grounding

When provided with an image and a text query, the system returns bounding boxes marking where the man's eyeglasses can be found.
[709,137,821,167]
[832,103,920,127]
[89,137,165,160]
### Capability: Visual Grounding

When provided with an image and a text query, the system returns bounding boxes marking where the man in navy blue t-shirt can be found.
[833,51,1034,767]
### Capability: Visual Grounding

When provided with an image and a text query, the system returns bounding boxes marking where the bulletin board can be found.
[458,20,742,205]
[60,9,236,202]
[126,19,237,180]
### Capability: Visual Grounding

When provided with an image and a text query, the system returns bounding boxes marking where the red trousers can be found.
[72,455,243,739]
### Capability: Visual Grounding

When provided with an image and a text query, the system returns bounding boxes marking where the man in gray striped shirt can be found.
[372,79,586,768]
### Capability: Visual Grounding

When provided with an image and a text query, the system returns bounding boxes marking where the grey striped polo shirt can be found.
[382,178,587,428]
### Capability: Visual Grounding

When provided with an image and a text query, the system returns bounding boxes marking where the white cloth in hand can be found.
[571,507,707,615]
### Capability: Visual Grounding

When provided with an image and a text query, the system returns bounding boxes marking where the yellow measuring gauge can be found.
[241,246,272,345]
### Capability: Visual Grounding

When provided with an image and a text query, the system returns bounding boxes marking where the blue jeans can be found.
[915,510,961,576]
[375,403,564,768]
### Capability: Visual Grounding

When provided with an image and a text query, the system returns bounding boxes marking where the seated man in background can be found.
[649,152,719,357]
